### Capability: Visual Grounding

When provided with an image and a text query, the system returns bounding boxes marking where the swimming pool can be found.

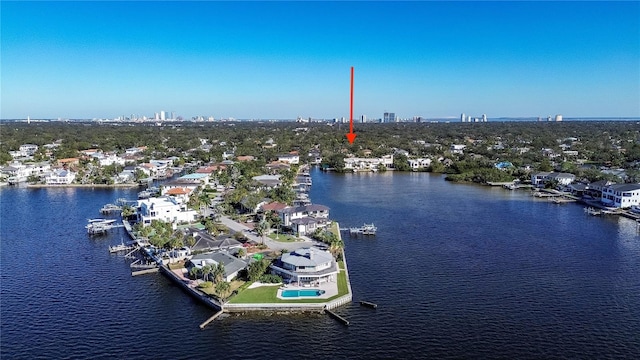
[281,289,325,298]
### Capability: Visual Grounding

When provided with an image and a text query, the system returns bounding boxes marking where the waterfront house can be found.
[600,183,640,208]
[343,155,394,172]
[136,196,198,227]
[269,247,339,286]
[2,162,33,183]
[408,158,432,171]
[45,169,76,185]
[567,183,587,197]
[531,172,575,188]
[278,204,330,227]
[586,180,616,198]
[188,252,248,282]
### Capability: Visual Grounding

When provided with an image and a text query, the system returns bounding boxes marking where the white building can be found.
[408,158,432,170]
[269,247,338,286]
[531,172,575,187]
[46,169,76,185]
[19,144,39,157]
[601,183,640,208]
[277,154,300,164]
[343,155,393,172]
[450,144,466,155]
[136,196,198,227]
[98,154,126,167]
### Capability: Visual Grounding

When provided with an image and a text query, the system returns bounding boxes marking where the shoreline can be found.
[27,183,140,188]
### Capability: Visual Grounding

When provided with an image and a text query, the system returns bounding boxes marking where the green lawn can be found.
[268,233,299,242]
[228,270,349,304]
[329,222,340,237]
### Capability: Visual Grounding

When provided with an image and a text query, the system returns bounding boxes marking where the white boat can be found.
[86,219,117,234]
[349,223,377,235]
[584,207,602,216]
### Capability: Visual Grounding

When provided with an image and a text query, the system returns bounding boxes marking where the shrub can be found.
[259,274,282,283]
[198,281,213,288]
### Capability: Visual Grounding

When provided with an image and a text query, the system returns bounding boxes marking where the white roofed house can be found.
[46,169,76,185]
[136,196,198,227]
[343,155,394,172]
[277,154,300,165]
[269,247,339,286]
[600,183,640,209]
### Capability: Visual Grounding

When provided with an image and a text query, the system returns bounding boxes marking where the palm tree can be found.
[213,263,225,284]
[255,219,269,245]
[215,281,231,301]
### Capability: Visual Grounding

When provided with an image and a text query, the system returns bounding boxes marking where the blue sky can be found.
[2,1,639,119]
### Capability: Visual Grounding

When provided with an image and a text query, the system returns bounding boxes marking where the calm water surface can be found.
[1,169,639,359]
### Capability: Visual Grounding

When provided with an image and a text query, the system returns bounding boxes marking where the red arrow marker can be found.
[346,66,357,144]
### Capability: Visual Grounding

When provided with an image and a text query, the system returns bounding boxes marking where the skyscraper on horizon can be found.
[383,112,396,123]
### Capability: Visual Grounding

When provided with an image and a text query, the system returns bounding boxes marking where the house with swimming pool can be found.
[269,247,338,287]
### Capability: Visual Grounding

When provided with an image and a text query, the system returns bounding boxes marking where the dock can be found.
[86,219,121,235]
[347,223,377,236]
[359,301,378,309]
[131,268,159,276]
[199,310,224,329]
[100,203,122,214]
[324,307,350,326]
[109,242,137,253]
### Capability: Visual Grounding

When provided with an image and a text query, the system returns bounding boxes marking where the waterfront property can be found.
[531,172,576,187]
[188,252,248,282]
[269,247,338,286]
[343,155,394,172]
[601,183,640,209]
[136,196,198,227]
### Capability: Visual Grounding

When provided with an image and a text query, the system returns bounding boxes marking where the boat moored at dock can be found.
[348,223,377,236]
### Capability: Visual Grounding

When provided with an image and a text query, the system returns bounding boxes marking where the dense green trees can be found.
[1,120,637,184]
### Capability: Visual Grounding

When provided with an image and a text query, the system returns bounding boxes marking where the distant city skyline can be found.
[2,1,639,119]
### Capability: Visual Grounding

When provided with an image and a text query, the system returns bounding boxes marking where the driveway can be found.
[217,216,318,252]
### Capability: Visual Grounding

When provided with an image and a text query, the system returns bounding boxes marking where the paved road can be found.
[217,215,318,252]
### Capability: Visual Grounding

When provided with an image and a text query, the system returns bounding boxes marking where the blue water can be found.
[1,170,639,359]
[281,289,325,298]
